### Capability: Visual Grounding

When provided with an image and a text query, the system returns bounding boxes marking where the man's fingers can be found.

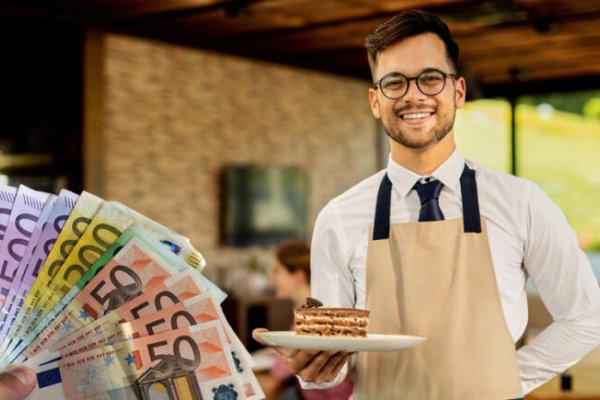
[251,328,269,345]
[312,352,350,384]
[327,352,353,382]
[296,351,339,382]
[0,367,37,400]
[286,350,320,374]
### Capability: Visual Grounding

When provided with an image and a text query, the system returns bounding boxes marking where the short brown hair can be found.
[275,239,311,282]
[365,9,460,78]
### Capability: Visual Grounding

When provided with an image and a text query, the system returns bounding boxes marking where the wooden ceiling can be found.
[3,0,600,94]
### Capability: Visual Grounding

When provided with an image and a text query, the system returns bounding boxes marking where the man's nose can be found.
[403,79,427,101]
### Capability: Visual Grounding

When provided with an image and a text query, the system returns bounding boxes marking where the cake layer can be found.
[294,315,369,327]
[293,306,370,337]
[296,325,368,337]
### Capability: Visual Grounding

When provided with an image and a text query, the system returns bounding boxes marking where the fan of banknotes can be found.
[0,185,264,400]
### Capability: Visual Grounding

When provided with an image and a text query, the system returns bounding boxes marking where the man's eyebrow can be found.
[380,67,443,77]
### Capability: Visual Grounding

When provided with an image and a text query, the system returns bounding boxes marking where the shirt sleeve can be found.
[298,203,355,389]
[517,182,600,394]
[309,203,357,308]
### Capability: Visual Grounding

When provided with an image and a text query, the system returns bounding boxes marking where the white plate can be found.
[256,331,425,352]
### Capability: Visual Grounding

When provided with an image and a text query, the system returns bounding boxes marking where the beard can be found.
[383,105,456,150]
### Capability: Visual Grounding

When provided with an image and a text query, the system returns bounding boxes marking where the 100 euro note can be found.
[8,200,207,364]
[53,293,261,399]
[25,321,246,400]
[23,225,198,359]
[0,191,100,365]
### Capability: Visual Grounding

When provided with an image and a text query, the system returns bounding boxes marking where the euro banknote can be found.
[25,322,247,400]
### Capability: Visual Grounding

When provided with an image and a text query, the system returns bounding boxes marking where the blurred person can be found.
[268,240,352,400]
[255,9,600,399]
[0,366,36,400]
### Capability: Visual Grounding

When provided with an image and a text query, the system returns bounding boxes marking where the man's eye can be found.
[383,80,405,89]
[420,74,443,84]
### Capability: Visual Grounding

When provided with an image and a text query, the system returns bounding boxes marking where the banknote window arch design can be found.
[136,355,202,400]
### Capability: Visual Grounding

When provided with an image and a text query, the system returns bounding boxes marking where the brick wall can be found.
[87,33,378,286]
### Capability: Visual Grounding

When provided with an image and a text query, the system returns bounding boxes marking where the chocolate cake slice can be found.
[293,297,370,337]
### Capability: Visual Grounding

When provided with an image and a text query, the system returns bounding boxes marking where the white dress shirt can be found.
[303,149,600,394]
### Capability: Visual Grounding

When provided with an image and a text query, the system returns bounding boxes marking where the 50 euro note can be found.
[9,200,207,365]
[25,321,249,400]
[23,225,209,359]
[53,293,260,398]
[46,268,224,359]
[11,252,223,366]
[0,191,101,366]
[27,200,206,334]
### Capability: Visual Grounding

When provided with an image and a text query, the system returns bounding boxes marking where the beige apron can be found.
[355,165,522,400]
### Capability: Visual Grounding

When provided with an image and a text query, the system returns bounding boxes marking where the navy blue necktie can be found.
[414,180,445,221]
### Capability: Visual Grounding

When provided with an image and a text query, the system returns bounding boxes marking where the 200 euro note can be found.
[25,321,247,400]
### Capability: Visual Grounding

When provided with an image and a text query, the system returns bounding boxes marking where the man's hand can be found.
[0,366,36,400]
[253,328,352,384]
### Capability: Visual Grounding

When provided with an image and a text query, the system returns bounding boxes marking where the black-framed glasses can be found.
[373,68,458,100]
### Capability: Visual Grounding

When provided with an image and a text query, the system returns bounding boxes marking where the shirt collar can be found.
[385,148,465,198]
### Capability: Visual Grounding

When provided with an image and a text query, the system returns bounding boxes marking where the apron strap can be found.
[460,164,482,233]
[372,164,481,240]
[373,173,392,240]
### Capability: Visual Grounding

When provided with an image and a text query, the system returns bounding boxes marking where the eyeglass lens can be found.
[379,70,447,99]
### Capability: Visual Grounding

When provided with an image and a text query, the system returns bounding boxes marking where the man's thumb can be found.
[0,367,37,400]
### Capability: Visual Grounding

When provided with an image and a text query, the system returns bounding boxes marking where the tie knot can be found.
[414,180,443,206]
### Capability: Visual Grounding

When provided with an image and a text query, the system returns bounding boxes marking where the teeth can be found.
[401,112,432,120]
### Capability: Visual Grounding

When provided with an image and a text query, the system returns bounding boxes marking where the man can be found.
[254,9,600,399]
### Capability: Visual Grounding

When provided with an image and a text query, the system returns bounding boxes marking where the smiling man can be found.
[254,9,600,399]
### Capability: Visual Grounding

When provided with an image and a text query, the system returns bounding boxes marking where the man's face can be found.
[368,33,466,150]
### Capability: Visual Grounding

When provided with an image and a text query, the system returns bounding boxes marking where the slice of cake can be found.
[294,297,370,337]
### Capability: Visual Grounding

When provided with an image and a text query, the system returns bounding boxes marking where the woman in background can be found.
[269,240,353,400]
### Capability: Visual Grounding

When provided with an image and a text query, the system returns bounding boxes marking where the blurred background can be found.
[0,1,599,396]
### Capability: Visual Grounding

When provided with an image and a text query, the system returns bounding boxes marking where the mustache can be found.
[395,105,437,115]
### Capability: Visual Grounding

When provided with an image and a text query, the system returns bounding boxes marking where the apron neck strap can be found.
[459,164,482,233]
[372,163,481,240]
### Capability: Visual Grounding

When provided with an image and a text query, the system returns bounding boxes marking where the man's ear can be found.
[455,77,467,109]
[369,87,382,119]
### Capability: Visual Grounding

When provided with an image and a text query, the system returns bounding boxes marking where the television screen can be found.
[221,165,309,246]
